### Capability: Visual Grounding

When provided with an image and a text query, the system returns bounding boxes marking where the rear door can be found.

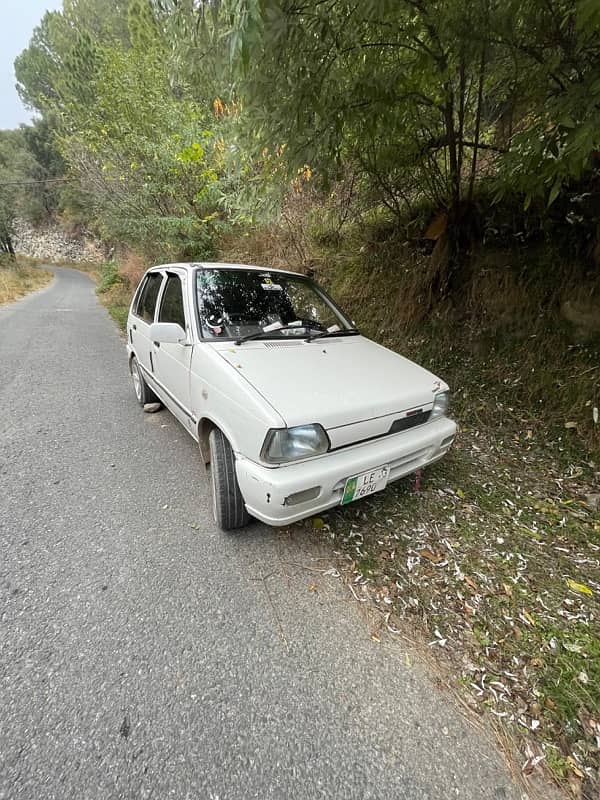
[129,271,164,375]
[152,271,194,426]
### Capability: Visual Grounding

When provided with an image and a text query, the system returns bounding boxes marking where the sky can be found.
[1,0,63,129]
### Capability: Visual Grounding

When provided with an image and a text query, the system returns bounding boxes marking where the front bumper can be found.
[235,416,457,526]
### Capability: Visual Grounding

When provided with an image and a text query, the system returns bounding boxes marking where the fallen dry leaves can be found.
[310,424,600,798]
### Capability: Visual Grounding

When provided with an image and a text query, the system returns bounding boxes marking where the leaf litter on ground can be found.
[300,422,600,799]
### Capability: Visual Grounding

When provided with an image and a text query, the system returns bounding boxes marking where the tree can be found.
[164,0,595,286]
[202,0,500,285]
[14,0,228,258]
[13,0,600,278]
[54,2,225,258]
[15,1,130,117]
[493,0,600,208]
[0,129,38,258]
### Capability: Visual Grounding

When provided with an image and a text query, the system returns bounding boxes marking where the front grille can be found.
[388,410,431,434]
[330,409,432,451]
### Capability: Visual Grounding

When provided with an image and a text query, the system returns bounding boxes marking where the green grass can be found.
[95,262,130,331]
[96,261,122,294]
[108,305,129,329]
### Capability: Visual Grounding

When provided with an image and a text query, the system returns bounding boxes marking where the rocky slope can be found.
[13,219,106,263]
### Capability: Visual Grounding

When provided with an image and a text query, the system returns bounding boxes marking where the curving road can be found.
[0,267,522,799]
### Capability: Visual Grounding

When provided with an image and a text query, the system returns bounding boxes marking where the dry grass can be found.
[0,263,53,306]
[219,224,303,270]
[118,249,146,288]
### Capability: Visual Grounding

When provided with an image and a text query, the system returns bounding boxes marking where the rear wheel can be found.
[130,356,158,405]
[208,428,250,531]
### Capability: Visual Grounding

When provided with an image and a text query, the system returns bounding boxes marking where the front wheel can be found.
[130,355,158,406]
[208,428,250,531]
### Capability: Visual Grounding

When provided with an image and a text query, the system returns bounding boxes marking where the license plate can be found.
[341,464,389,505]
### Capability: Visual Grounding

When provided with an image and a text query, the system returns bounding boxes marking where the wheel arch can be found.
[197,416,240,466]
[197,417,216,466]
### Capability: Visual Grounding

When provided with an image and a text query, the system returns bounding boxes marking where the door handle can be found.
[153,341,160,348]
[132,323,137,330]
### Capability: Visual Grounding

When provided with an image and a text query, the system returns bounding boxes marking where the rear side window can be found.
[135,272,163,322]
[158,274,186,329]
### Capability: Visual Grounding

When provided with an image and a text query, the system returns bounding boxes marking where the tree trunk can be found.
[444,91,460,218]
[468,45,486,204]
[441,89,465,296]
[1,236,16,259]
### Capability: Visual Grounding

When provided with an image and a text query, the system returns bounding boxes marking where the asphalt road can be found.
[1,267,523,800]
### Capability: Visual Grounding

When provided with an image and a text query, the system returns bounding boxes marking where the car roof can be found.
[147,262,305,278]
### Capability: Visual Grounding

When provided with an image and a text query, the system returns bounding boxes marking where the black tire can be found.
[130,355,158,406]
[208,428,250,531]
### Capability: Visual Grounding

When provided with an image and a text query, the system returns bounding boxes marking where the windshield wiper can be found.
[234,324,359,346]
[234,325,311,346]
[305,328,360,342]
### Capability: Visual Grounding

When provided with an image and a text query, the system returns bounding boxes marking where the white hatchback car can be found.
[127,263,456,530]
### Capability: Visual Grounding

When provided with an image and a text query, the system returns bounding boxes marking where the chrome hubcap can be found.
[132,362,142,401]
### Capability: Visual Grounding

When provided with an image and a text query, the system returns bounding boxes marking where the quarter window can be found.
[137,272,163,323]
[132,276,147,316]
[158,274,186,329]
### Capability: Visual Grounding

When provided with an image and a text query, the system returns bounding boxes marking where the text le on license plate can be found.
[341,464,389,505]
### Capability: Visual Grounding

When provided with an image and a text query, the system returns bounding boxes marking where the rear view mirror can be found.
[149,322,186,344]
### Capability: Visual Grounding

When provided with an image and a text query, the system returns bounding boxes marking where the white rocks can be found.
[13,219,106,264]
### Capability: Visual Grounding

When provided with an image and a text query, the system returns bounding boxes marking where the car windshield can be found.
[196,268,353,340]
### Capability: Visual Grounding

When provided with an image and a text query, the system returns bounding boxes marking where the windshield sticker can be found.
[261,279,283,291]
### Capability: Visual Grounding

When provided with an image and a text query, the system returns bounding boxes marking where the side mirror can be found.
[149,322,187,344]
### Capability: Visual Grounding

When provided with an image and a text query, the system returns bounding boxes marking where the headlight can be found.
[431,390,449,419]
[261,424,330,464]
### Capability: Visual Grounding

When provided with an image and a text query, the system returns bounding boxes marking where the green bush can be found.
[96,261,122,294]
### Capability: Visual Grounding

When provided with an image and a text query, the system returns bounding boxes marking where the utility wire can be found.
[0,177,74,187]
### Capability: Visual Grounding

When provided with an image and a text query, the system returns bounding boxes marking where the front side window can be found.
[158,274,186,329]
[136,272,163,323]
[196,268,352,340]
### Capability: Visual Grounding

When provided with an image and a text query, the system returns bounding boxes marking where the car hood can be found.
[213,335,446,430]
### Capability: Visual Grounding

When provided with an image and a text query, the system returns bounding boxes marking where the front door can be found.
[152,272,193,427]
